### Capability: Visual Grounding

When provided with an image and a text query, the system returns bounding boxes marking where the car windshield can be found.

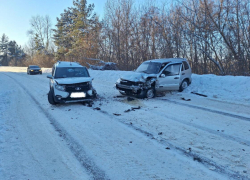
[136,62,162,74]
[30,65,40,68]
[55,67,89,78]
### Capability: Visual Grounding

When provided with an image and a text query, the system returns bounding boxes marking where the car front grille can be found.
[64,82,90,92]
[120,80,139,86]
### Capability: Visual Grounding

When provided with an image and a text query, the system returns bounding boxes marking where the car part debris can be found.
[93,107,101,110]
[191,92,207,97]
[181,97,191,101]
[124,106,141,113]
[113,113,121,116]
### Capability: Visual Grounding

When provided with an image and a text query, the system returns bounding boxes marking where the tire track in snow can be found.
[112,97,250,147]
[160,99,250,122]
[93,97,249,180]
[152,109,250,146]
[4,73,109,180]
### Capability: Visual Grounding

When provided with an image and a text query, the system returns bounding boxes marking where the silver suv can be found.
[115,58,192,98]
[47,61,97,105]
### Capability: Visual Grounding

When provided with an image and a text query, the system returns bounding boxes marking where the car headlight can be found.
[87,81,92,88]
[116,78,121,84]
[55,85,65,91]
[39,69,42,71]
[31,70,34,71]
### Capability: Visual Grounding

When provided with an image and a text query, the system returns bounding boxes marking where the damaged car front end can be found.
[116,77,157,98]
[116,61,161,98]
[115,58,192,98]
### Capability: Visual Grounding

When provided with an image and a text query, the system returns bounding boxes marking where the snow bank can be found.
[186,74,250,104]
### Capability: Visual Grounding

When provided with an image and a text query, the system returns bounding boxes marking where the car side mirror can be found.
[47,75,52,79]
[160,74,165,78]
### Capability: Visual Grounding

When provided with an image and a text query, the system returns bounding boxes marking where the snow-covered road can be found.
[0,67,250,180]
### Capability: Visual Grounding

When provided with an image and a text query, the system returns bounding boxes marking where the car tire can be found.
[93,90,98,99]
[145,88,155,98]
[48,89,57,105]
[179,79,189,92]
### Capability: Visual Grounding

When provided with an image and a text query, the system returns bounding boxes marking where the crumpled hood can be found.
[121,72,157,82]
[55,77,92,85]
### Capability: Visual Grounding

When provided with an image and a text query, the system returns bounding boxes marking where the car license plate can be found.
[70,92,86,98]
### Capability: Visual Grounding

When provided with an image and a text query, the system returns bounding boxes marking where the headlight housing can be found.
[55,85,65,91]
[116,78,121,84]
[87,81,92,88]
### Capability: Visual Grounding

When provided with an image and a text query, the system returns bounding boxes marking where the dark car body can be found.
[27,65,42,75]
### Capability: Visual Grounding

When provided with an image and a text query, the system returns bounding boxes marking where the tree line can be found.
[2,0,250,75]
[0,34,25,66]
[97,0,250,75]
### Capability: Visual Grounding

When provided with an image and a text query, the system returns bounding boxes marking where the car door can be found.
[157,63,181,91]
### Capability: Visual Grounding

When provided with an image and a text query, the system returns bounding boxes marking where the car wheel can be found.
[48,89,57,105]
[179,79,188,92]
[93,90,98,99]
[145,88,155,98]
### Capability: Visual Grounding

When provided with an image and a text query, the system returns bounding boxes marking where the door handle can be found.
[182,73,185,75]
[174,77,179,79]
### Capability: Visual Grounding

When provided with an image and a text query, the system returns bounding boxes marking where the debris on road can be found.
[181,97,191,101]
[124,106,141,113]
[93,107,101,110]
[113,113,121,116]
[191,92,208,97]
[124,109,131,112]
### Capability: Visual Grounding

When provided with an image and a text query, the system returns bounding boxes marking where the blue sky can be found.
[0,0,106,47]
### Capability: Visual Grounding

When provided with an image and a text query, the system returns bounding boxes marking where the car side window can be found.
[162,64,181,76]
[181,63,184,71]
[183,61,189,70]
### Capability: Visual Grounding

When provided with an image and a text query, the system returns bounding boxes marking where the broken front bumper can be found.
[115,83,145,98]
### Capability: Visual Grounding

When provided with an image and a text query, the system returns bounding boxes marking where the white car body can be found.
[47,61,97,104]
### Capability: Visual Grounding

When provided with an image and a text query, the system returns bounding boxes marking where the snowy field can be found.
[0,66,250,180]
